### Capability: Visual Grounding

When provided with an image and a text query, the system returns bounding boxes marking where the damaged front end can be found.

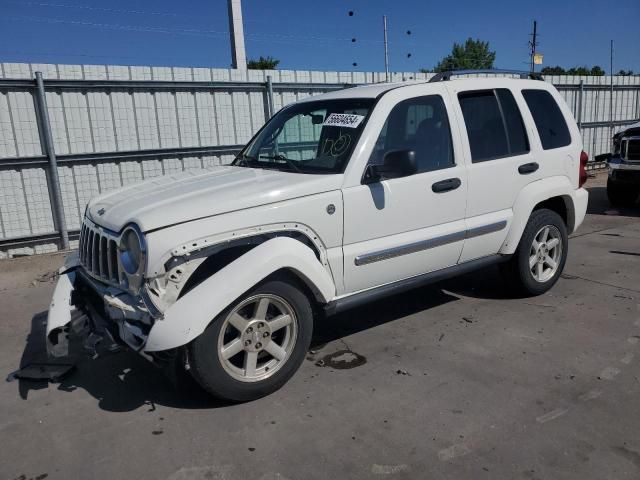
[46,251,158,360]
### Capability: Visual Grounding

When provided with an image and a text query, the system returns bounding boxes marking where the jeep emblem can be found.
[97,208,106,216]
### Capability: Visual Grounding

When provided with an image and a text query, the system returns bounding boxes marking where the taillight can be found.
[579,150,588,187]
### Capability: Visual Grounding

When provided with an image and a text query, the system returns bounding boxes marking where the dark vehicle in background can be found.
[608,121,640,206]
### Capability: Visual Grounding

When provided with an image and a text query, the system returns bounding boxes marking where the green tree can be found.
[566,66,591,75]
[541,65,610,76]
[247,56,280,70]
[430,38,496,72]
[617,69,635,76]
[541,66,566,75]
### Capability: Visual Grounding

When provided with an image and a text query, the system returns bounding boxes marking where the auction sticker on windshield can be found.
[323,113,365,128]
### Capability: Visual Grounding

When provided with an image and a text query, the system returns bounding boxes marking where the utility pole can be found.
[227,0,247,70]
[610,40,614,135]
[529,20,538,73]
[383,15,390,82]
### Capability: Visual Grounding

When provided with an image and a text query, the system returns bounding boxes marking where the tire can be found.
[188,276,313,402]
[502,208,568,296]
[607,178,638,207]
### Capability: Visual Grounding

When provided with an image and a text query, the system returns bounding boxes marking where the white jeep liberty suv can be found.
[48,70,589,401]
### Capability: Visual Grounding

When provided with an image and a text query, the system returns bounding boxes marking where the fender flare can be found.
[499,176,578,255]
[144,236,336,352]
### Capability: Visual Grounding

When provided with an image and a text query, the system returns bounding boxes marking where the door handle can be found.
[431,177,461,193]
[518,162,539,175]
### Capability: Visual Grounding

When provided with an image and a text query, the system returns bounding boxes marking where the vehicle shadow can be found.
[313,286,460,347]
[437,264,523,301]
[586,186,640,217]
[14,311,224,411]
[13,268,515,412]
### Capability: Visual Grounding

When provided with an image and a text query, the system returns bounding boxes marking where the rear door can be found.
[447,86,540,262]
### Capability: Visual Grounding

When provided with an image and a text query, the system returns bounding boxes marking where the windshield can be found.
[234,98,374,174]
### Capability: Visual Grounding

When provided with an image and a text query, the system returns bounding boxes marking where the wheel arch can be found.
[500,176,579,255]
[144,236,335,352]
[176,230,324,300]
[533,195,575,233]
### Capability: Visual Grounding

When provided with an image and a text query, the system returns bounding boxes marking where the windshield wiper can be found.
[233,153,258,167]
[259,154,302,173]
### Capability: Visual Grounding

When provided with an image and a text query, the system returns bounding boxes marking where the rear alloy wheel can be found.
[529,225,563,284]
[188,277,313,402]
[502,208,568,296]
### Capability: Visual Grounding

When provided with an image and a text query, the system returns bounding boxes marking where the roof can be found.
[297,75,551,103]
[296,81,422,102]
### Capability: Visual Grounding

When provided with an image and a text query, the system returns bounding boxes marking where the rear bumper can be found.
[46,251,154,358]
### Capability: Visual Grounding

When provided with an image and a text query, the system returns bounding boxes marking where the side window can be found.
[458,89,530,162]
[522,89,571,150]
[369,95,454,173]
[496,90,529,155]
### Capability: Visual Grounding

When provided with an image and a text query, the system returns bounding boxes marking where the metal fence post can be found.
[34,71,69,250]
[266,75,275,118]
[577,80,584,130]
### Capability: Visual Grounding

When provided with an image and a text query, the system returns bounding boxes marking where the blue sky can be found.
[0,0,638,73]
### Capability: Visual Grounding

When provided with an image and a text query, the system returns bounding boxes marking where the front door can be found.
[342,93,467,294]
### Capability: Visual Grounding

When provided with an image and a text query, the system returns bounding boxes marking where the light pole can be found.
[383,15,390,82]
[610,40,614,136]
[227,0,247,70]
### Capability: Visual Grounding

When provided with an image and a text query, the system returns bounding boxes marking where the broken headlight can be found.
[119,224,146,276]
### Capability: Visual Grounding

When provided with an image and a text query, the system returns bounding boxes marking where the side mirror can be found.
[363,149,417,183]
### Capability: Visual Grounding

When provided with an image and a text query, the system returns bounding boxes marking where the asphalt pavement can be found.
[1,171,639,480]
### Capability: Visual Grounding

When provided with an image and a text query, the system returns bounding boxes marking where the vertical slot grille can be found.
[78,219,120,284]
[108,240,119,282]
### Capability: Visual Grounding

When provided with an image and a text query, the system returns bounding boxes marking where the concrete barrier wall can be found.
[0,62,638,257]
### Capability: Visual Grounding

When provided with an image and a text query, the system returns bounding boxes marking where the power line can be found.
[2,0,189,18]
[5,13,422,48]
[5,15,229,37]
[0,48,205,63]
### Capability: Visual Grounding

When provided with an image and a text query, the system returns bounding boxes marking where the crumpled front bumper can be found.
[46,251,155,358]
[46,252,82,357]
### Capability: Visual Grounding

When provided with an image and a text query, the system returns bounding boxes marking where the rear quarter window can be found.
[522,89,572,150]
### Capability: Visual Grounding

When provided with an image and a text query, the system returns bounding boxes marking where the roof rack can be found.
[428,69,544,83]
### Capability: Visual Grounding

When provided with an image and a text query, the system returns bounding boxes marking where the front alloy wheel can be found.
[217,294,298,382]
[188,276,313,402]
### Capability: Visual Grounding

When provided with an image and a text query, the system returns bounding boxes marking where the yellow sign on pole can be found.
[533,53,544,65]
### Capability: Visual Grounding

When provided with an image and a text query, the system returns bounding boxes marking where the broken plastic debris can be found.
[7,363,75,383]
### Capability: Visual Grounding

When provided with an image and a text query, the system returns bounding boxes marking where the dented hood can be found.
[87,166,342,232]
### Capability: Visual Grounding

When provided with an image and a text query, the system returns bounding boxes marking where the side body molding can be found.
[144,236,336,352]
[500,176,587,255]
